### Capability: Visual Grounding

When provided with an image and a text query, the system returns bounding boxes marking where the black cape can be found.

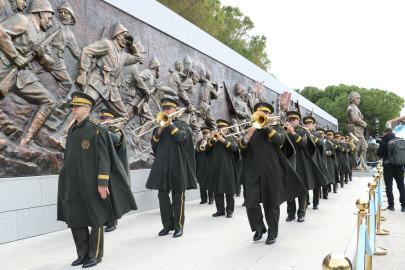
[288,127,328,190]
[325,140,340,184]
[338,142,351,174]
[202,134,239,194]
[108,126,130,182]
[311,131,333,185]
[57,117,137,228]
[240,126,307,208]
[146,118,197,191]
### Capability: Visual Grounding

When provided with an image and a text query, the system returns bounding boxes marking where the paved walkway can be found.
[0,172,399,270]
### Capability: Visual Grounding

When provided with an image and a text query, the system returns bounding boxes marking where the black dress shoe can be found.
[212,212,225,217]
[266,236,276,245]
[242,202,246,207]
[340,185,344,188]
[226,213,233,218]
[173,229,183,238]
[105,225,116,232]
[297,216,305,222]
[350,178,353,181]
[208,201,214,205]
[236,194,241,197]
[313,204,318,210]
[307,201,311,206]
[253,228,267,241]
[333,190,338,193]
[200,201,207,204]
[82,258,101,268]
[158,227,174,236]
[387,205,395,211]
[323,196,328,199]
[345,181,349,184]
[286,216,295,222]
[71,256,87,266]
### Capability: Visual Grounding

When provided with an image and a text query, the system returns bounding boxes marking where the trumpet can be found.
[224,112,281,137]
[200,138,208,150]
[283,123,309,133]
[101,117,128,127]
[132,108,186,137]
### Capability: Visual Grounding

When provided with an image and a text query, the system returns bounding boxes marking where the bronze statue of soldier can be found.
[76,23,141,119]
[0,0,56,147]
[347,92,367,169]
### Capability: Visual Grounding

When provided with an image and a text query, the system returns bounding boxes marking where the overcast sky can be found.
[220,0,405,115]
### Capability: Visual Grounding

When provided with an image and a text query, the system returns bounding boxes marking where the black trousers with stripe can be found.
[287,194,307,217]
[159,190,185,230]
[71,227,104,259]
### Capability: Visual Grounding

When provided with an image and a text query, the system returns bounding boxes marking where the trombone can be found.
[224,112,281,137]
[132,108,186,137]
[283,123,309,133]
[132,147,153,161]
[100,117,128,127]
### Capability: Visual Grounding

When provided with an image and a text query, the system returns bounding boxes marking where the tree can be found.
[157,0,272,72]
[298,84,405,137]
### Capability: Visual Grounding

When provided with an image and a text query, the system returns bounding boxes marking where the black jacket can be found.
[377,133,396,161]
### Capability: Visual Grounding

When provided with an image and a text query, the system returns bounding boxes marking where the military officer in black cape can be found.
[335,133,351,187]
[340,136,351,185]
[303,117,332,208]
[195,126,214,204]
[333,132,344,188]
[239,103,307,244]
[285,111,328,222]
[58,92,137,268]
[345,135,356,181]
[99,109,130,232]
[146,98,197,238]
[203,119,239,218]
[325,130,340,194]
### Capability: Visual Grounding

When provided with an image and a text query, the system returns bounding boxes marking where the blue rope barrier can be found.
[356,224,366,269]
[369,199,376,253]
[378,179,384,207]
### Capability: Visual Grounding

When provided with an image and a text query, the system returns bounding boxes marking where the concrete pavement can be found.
[0,173,400,270]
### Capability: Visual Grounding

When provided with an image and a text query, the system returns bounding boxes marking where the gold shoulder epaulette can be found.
[89,118,100,125]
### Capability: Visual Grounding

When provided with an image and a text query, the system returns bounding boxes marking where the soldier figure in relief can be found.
[347,92,367,169]
[0,0,56,146]
[76,23,141,119]
[230,83,251,135]
[199,70,218,128]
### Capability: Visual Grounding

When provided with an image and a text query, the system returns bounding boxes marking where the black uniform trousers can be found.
[383,163,405,207]
[71,227,104,259]
[313,187,321,206]
[215,193,234,214]
[159,190,185,230]
[287,194,307,217]
[340,173,347,187]
[105,219,117,227]
[322,185,329,197]
[199,184,214,203]
[246,204,280,237]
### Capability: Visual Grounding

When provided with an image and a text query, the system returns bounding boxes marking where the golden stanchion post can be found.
[322,253,353,270]
[375,169,389,235]
[377,168,386,211]
[359,155,364,177]
[366,182,377,270]
[370,177,387,255]
[355,198,369,258]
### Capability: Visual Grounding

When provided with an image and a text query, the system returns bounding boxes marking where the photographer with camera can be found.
[377,128,405,212]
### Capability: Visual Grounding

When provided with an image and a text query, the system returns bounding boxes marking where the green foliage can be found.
[157,0,271,72]
[298,84,405,137]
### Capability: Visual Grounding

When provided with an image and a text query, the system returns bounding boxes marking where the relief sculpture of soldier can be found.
[230,83,251,135]
[76,23,141,119]
[46,1,80,99]
[0,0,57,147]
[198,70,219,128]
[347,92,367,169]
[245,85,258,115]
[166,60,184,101]
[178,68,201,141]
